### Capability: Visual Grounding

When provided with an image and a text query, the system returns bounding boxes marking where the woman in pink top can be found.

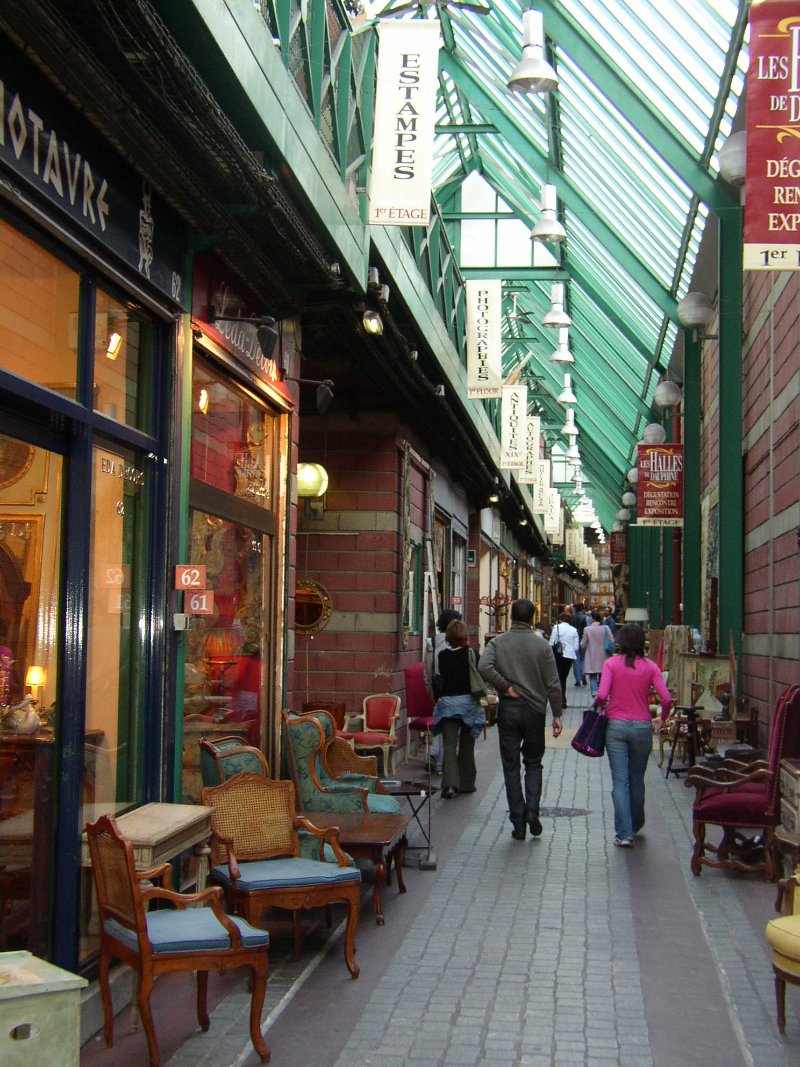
[595,624,672,847]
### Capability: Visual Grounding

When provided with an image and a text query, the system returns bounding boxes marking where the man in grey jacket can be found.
[478,599,563,840]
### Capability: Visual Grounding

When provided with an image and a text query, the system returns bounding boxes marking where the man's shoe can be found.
[525,810,543,837]
[510,821,526,841]
[614,837,634,848]
[442,786,457,799]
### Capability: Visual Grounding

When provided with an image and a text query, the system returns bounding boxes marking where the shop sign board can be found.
[367,20,441,226]
[466,280,503,398]
[636,443,684,527]
[609,532,626,565]
[0,48,186,302]
[745,2,800,270]
[500,385,526,469]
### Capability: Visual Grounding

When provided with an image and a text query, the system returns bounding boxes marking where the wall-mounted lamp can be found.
[616,508,631,522]
[210,309,279,361]
[627,467,638,484]
[197,387,210,415]
[676,292,717,339]
[488,491,501,504]
[556,373,576,404]
[518,518,528,527]
[285,377,335,415]
[542,282,571,328]
[641,422,667,445]
[531,183,566,243]
[507,9,558,94]
[653,379,682,408]
[106,331,123,360]
[549,327,574,364]
[621,491,637,507]
[362,309,384,335]
[718,130,746,189]
[297,461,329,519]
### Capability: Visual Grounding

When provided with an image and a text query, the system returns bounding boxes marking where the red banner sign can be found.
[609,532,627,566]
[637,444,684,527]
[744,2,800,270]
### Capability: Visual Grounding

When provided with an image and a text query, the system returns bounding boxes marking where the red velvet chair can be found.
[404,662,436,766]
[340,694,401,776]
[685,685,800,879]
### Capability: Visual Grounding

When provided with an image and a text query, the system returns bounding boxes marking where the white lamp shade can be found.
[565,442,580,461]
[542,282,572,328]
[627,467,639,484]
[642,423,667,445]
[297,462,329,498]
[550,327,574,364]
[561,408,578,436]
[531,184,566,242]
[616,508,631,522]
[625,607,649,624]
[718,130,746,186]
[622,491,637,507]
[654,380,682,408]
[507,10,559,94]
[556,373,577,404]
[676,291,713,330]
[613,522,623,532]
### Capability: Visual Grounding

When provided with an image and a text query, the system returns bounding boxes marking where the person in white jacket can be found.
[549,611,580,706]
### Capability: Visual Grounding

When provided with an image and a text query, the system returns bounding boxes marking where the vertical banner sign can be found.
[745,3,800,270]
[610,531,627,565]
[500,385,527,468]
[637,443,684,526]
[368,20,441,227]
[466,280,503,397]
[519,415,541,484]
[533,460,550,513]
[544,487,561,537]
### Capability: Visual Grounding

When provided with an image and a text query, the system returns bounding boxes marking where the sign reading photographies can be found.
[637,443,684,526]
[466,280,503,398]
[519,416,541,485]
[500,385,527,469]
[368,20,441,227]
[744,2,800,270]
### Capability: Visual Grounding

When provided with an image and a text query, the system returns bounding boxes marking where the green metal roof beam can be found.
[439,52,679,321]
[538,0,737,214]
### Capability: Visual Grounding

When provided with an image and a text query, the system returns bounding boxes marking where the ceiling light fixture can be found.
[542,282,572,328]
[106,331,123,360]
[676,292,717,339]
[641,422,667,445]
[362,309,384,335]
[531,183,566,243]
[556,373,577,404]
[561,408,578,437]
[653,379,682,408]
[549,327,574,364]
[506,9,559,94]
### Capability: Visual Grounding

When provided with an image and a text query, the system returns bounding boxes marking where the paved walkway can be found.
[81,689,800,1067]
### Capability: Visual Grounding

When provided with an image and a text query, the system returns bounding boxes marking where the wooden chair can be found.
[341,693,401,776]
[86,814,270,1067]
[767,869,800,1032]
[685,685,800,879]
[282,710,400,815]
[199,734,270,787]
[404,662,436,765]
[200,773,361,978]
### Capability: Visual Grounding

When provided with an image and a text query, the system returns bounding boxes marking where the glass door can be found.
[0,434,62,956]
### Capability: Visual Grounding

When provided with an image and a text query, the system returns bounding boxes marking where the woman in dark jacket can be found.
[434,619,486,798]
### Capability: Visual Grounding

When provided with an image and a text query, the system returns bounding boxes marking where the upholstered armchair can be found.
[201,773,362,977]
[767,870,800,1032]
[283,710,401,815]
[86,814,270,1067]
[199,734,270,787]
[340,694,402,776]
[685,685,800,879]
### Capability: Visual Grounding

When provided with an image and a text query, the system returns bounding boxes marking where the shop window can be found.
[452,533,466,613]
[0,435,62,957]
[0,218,79,396]
[92,289,155,431]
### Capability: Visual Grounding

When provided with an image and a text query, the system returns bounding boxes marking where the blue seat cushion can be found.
[214,856,362,891]
[366,793,401,814]
[106,909,269,954]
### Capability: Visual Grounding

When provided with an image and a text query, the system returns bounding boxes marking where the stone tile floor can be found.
[81,687,800,1067]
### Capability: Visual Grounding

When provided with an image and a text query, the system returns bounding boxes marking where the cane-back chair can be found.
[201,773,362,977]
[86,814,270,1067]
[685,685,800,879]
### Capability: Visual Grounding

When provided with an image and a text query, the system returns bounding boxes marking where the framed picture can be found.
[675,653,732,716]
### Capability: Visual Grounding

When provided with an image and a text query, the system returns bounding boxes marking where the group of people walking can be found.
[424,599,671,848]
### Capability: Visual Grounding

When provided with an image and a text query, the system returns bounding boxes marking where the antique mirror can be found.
[295,579,333,636]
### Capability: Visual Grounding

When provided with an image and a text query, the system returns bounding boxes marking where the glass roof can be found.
[366,0,748,530]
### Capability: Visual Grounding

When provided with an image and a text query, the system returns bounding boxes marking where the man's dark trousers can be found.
[496,697,546,826]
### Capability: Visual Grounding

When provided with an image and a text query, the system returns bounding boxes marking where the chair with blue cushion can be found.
[199,734,270,787]
[283,709,401,815]
[86,813,270,1067]
[201,773,362,978]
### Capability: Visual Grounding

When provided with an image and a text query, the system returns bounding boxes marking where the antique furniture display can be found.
[301,701,346,731]
[182,720,249,803]
[200,774,362,978]
[340,694,402,776]
[199,735,270,788]
[282,710,400,815]
[674,652,732,716]
[403,662,436,766]
[294,579,332,636]
[766,869,800,1033]
[304,811,412,926]
[86,814,270,1067]
[685,686,800,879]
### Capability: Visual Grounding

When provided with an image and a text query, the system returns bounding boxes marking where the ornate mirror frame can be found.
[295,578,333,636]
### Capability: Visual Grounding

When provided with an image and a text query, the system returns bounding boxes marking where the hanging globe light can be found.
[622,491,636,507]
[642,423,667,445]
[627,467,639,484]
[654,380,682,408]
[616,508,631,522]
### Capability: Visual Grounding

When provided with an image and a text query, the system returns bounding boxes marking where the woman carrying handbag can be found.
[433,618,487,798]
[595,623,672,848]
[549,611,579,706]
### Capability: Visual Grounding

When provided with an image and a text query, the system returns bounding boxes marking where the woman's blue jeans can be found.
[605,719,653,840]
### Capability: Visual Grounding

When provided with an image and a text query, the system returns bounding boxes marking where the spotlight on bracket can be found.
[209,308,279,361]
